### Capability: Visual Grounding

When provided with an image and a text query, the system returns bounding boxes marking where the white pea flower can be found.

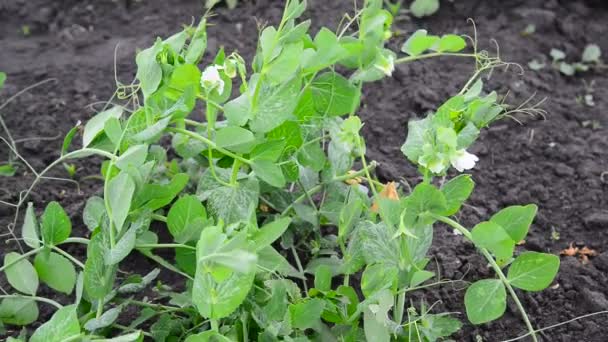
[450,149,479,172]
[200,65,225,94]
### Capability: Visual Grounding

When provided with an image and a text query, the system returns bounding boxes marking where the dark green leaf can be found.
[311,72,360,116]
[41,201,71,246]
[440,174,474,215]
[251,160,286,188]
[290,298,326,330]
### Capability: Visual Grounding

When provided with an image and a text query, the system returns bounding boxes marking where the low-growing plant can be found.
[1,0,559,341]
[544,44,602,76]
[385,0,439,18]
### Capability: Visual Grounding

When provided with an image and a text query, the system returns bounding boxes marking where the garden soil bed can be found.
[1,0,607,340]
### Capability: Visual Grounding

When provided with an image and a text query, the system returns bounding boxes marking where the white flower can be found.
[450,149,479,172]
[200,65,224,94]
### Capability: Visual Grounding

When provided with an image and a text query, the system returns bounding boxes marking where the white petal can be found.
[450,149,479,172]
[201,65,224,93]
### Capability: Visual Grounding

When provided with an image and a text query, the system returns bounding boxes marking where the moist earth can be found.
[0,0,607,341]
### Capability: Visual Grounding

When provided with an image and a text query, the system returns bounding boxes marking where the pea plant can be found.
[0,0,557,341]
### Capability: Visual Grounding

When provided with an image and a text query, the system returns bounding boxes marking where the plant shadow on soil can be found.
[0,0,607,340]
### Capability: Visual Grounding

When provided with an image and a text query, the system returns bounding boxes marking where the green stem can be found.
[280,161,377,216]
[0,294,63,309]
[96,299,104,318]
[432,215,538,342]
[169,128,251,165]
[291,246,308,293]
[135,243,196,251]
[230,159,242,185]
[51,246,85,269]
[211,318,219,332]
[395,292,406,325]
[395,52,477,65]
[357,138,378,197]
[0,237,89,274]
[151,213,167,222]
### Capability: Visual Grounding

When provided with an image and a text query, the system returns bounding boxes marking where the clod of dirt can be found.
[584,211,608,229]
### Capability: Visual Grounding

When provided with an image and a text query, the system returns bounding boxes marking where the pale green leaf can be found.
[83,106,123,147]
[3,253,38,295]
[507,252,560,291]
[0,297,38,326]
[464,279,506,324]
[108,172,135,232]
[30,305,80,342]
[251,160,286,188]
[22,202,40,249]
[490,204,537,242]
[34,252,76,294]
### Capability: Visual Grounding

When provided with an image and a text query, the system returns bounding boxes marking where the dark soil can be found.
[1,0,607,341]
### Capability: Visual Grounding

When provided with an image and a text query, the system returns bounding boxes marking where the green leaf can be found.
[21,202,40,249]
[401,30,439,56]
[401,116,432,164]
[251,160,286,188]
[193,229,256,319]
[410,0,439,17]
[257,246,303,279]
[224,92,251,127]
[471,221,515,263]
[34,252,76,294]
[357,222,400,267]
[105,225,137,265]
[464,279,506,324]
[490,204,537,242]
[84,233,116,300]
[311,72,360,117]
[104,117,123,147]
[507,252,560,291]
[410,270,435,288]
[215,126,255,151]
[185,19,208,64]
[0,297,38,325]
[83,196,106,231]
[108,172,135,232]
[135,40,163,98]
[265,42,303,83]
[167,195,207,242]
[197,170,259,224]
[314,264,333,292]
[252,217,291,251]
[0,72,5,89]
[30,305,80,342]
[361,263,398,298]
[83,106,123,147]
[435,34,466,52]
[402,183,447,229]
[297,142,326,171]
[61,123,80,156]
[363,291,393,342]
[289,298,326,330]
[115,144,148,170]
[0,163,16,176]
[249,76,301,133]
[302,28,348,73]
[40,201,72,247]
[582,44,601,63]
[250,140,286,162]
[419,314,462,341]
[440,174,474,215]
[84,306,121,331]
